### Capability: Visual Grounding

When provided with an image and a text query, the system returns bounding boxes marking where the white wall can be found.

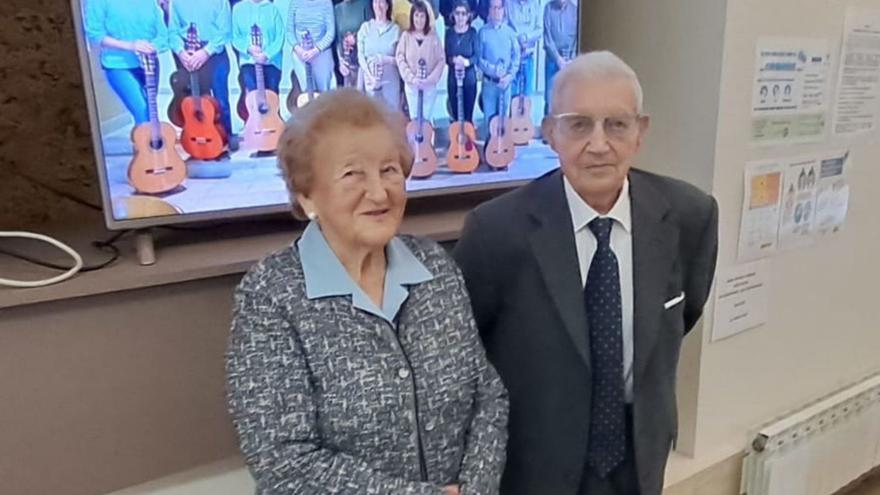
[687,0,880,481]
[586,0,880,485]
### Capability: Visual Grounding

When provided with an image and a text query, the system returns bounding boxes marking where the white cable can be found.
[0,231,84,288]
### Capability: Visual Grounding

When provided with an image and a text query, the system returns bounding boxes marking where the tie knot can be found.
[588,217,614,244]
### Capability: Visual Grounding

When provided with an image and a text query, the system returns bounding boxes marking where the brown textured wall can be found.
[0,0,101,229]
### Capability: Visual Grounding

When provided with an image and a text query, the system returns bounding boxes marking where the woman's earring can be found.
[307,211,317,221]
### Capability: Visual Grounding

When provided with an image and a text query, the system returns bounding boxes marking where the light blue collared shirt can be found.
[168,0,232,56]
[297,221,434,324]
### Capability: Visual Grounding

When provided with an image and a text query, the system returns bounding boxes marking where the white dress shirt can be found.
[563,176,635,403]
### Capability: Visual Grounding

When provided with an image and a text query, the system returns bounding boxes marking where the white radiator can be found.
[741,373,880,495]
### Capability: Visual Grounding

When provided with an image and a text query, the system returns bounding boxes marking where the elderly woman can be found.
[225,89,509,495]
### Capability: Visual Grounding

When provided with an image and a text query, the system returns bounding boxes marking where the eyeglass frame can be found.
[547,112,645,141]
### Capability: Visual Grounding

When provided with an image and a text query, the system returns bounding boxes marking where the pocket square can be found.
[664,292,685,310]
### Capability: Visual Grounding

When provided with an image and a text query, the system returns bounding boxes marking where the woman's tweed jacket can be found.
[226,235,509,495]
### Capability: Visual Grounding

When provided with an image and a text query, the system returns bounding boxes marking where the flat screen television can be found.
[71,0,580,229]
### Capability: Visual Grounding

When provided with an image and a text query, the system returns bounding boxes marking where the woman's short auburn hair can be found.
[409,0,432,35]
[277,88,413,220]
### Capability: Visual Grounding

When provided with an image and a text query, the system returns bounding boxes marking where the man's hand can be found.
[499,73,514,89]
[340,58,351,76]
[132,40,156,55]
[178,50,193,70]
[300,47,320,63]
[294,45,308,61]
[190,49,210,70]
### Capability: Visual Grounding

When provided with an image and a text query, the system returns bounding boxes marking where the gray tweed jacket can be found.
[226,235,509,495]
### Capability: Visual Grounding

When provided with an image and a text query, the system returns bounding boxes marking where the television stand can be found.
[134,229,156,266]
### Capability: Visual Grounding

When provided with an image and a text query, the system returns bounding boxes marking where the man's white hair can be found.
[551,50,644,114]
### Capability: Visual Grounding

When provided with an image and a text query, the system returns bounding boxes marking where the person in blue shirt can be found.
[506,0,541,100]
[287,0,337,93]
[477,0,519,139]
[168,0,235,146]
[232,0,286,94]
[84,0,169,125]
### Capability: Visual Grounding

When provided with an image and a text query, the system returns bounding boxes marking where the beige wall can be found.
[0,277,241,495]
[689,0,880,479]
[585,0,880,485]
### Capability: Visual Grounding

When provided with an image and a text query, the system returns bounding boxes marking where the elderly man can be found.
[454,51,718,495]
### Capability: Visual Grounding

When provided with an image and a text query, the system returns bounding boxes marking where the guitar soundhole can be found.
[258,104,269,114]
[150,139,163,151]
[195,110,204,121]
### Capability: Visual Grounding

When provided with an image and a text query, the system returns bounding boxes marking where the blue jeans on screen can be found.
[480,79,512,139]
[544,55,561,116]
[240,64,282,94]
[511,52,536,98]
[104,67,151,125]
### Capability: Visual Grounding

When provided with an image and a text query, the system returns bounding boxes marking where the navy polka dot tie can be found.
[585,217,626,478]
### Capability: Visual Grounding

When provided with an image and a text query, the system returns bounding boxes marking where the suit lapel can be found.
[629,171,678,383]
[527,170,592,369]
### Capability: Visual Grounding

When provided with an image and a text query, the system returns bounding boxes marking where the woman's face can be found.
[453,7,469,28]
[414,11,427,31]
[373,0,388,19]
[297,124,407,252]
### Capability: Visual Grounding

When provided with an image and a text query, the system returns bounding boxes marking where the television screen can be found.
[73,0,580,228]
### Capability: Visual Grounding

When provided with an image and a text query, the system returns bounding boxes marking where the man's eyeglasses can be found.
[551,113,641,140]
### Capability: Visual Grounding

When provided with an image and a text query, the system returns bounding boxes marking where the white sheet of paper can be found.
[777,156,819,251]
[712,260,770,342]
[751,37,832,146]
[833,8,880,137]
[814,149,851,236]
[738,159,784,261]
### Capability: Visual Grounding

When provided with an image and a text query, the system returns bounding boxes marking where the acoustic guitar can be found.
[178,23,226,160]
[167,25,220,128]
[484,62,515,169]
[295,31,321,108]
[284,68,303,114]
[129,53,187,194]
[446,66,479,173]
[509,46,535,145]
[406,59,438,178]
[242,24,286,153]
[341,31,358,88]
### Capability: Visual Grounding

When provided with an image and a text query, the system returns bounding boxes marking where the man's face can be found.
[489,0,504,23]
[542,76,649,204]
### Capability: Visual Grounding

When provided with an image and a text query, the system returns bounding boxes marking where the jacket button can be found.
[425,421,436,432]
[398,368,411,379]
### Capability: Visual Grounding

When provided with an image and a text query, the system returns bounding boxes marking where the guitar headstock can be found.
[185,22,200,52]
[301,30,314,50]
[250,24,263,48]
[139,52,157,76]
[418,58,427,79]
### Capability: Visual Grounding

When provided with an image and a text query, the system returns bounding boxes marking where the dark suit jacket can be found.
[452,168,718,495]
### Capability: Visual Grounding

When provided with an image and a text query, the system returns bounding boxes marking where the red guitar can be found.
[447,66,479,173]
[406,59,437,178]
[129,53,187,194]
[179,23,227,160]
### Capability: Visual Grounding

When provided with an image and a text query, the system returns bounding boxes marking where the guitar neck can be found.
[417,89,424,137]
[255,62,266,102]
[306,63,315,92]
[189,70,202,111]
[146,70,161,144]
[457,80,465,125]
